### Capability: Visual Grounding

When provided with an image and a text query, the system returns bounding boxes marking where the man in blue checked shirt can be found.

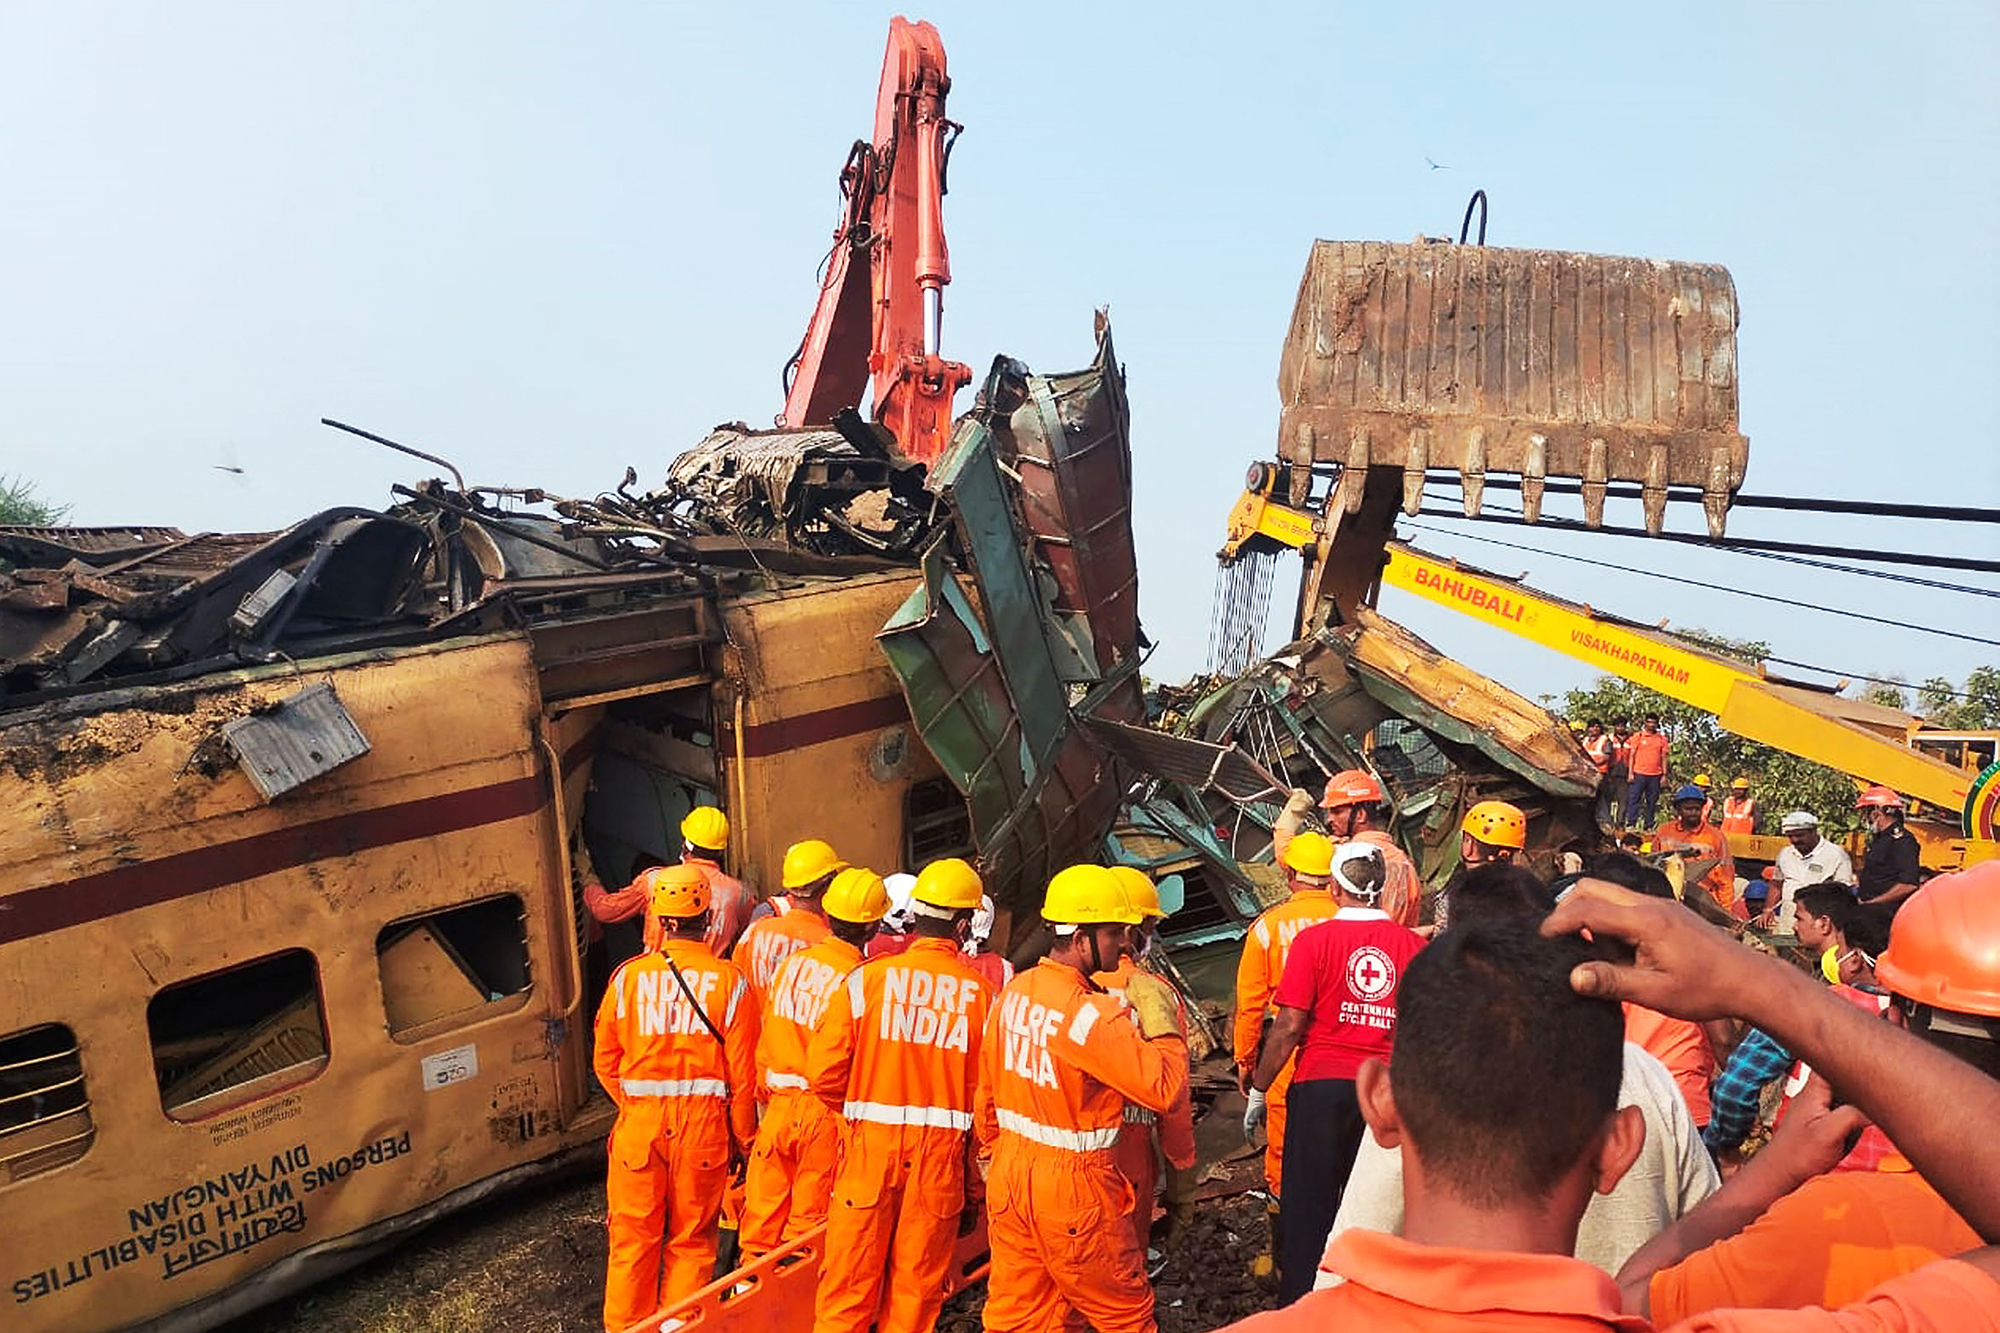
[1700,1025,1792,1155]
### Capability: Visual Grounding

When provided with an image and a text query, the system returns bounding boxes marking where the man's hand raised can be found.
[1540,879,1767,1022]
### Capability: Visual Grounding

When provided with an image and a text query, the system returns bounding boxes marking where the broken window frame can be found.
[0,1022,94,1186]
[903,775,976,871]
[374,894,535,1045]
[148,950,330,1123]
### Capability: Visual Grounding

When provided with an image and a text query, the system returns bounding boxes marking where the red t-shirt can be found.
[1626,730,1670,776]
[1271,909,1426,1081]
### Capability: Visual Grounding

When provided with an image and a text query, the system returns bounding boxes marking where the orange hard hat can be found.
[1874,862,2000,1019]
[643,865,710,919]
[1462,799,1528,851]
[1320,769,1386,809]
[1856,785,1906,811]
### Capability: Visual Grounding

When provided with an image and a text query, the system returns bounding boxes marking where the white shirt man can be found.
[1772,812,1856,931]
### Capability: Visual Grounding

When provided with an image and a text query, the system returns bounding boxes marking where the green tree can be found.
[0,476,67,526]
[1918,667,2000,730]
[1559,629,1862,834]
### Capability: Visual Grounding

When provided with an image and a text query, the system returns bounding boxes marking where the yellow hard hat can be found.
[644,865,710,919]
[1730,776,1751,791]
[911,857,984,912]
[1693,773,1713,789]
[1042,864,1142,926]
[1109,865,1163,918]
[680,805,729,852]
[824,867,891,925]
[782,838,848,891]
[1462,800,1527,851]
[1281,831,1334,879]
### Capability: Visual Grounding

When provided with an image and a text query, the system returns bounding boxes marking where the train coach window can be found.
[905,777,975,869]
[0,1024,94,1185]
[149,951,328,1122]
[376,894,532,1042]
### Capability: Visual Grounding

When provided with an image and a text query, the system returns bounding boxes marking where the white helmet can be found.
[967,894,997,954]
[882,873,918,933]
[1332,843,1385,903]
[1779,810,1820,833]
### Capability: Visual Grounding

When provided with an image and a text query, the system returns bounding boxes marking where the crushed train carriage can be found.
[0,327,1146,1333]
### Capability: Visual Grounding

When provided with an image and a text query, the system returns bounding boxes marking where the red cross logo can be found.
[1347,946,1397,1002]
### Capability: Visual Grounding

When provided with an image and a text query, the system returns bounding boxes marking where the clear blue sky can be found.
[3,1,1995,706]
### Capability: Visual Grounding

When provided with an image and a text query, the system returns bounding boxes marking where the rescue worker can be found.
[976,865,1190,1333]
[809,857,994,1333]
[1095,866,1198,1256]
[1718,777,1757,838]
[583,851,666,961]
[1621,714,1670,827]
[1431,800,1527,932]
[1761,810,1855,931]
[736,838,844,1001]
[1651,785,1737,917]
[866,872,919,959]
[1243,843,1425,1303]
[1317,770,1421,929]
[1233,832,1343,1234]
[1581,719,1618,827]
[592,866,759,1332]
[967,892,1015,992]
[739,866,889,1262]
[1689,771,1717,825]
[1856,785,1924,906]
[681,806,754,957]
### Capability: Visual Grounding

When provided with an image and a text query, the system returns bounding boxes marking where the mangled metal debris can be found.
[219,681,371,801]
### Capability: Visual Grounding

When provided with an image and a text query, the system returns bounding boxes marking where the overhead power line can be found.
[1399,521,2000,652]
[1415,488,2000,598]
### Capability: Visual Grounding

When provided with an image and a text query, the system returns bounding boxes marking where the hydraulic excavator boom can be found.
[779,16,972,463]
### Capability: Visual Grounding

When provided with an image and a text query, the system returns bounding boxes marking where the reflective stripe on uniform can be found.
[1123,1103,1157,1126]
[621,1077,728,1098]
[1066,1002,1101,1045]
[766,1071,809,1091]
[994,1107,1120,1152]
[843,1101,975,1131]
[725,976,746,1026]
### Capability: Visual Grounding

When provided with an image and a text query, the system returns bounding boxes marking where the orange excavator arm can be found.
[779,16,972,463]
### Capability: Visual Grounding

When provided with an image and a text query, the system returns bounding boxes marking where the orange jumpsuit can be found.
[1233,886,1339,1196]
[1651,819,1739,917]
[583,855,751,958]
[976,958,1190,1333]
[734,904,833,1006]
[1092,957,1198,1252]
[808,937,994,1333]
[592,937,759,1332]
[739,934,861,1259]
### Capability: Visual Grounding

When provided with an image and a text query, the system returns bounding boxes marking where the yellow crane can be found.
[1220,479,1999,862]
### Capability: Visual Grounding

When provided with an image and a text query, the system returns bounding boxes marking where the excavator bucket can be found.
[1275,240,1749,618]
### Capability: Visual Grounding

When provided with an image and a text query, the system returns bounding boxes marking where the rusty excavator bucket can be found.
[1275,240,1748,622]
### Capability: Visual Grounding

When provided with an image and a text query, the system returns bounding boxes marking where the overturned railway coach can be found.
[0,570,968,1333]
[0,323,1144,1333]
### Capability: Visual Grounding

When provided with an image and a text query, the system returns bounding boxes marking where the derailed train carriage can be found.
[0,330,1145,1333]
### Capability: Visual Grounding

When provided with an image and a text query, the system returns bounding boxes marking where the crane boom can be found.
[779,16,972,462]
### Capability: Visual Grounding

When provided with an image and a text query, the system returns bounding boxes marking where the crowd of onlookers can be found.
[1235,772,1999,1331]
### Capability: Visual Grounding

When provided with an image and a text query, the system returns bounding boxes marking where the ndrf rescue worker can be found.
[977,865,1191,1333]
[1094,867,1198,1255]
[1317,770,1422,929]
[736,838,845,1002]
[1432,800,1527,932]
[809,857,995,1333]
[1234,832,1342,1239]
[592,866,759,1331]
[681,806,754,957]
[739,867,889,1262]
[1652,784,1737,917]
[1242,844,1425,1303]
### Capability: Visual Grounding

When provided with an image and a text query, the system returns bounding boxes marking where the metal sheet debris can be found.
[220,681,372,800]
